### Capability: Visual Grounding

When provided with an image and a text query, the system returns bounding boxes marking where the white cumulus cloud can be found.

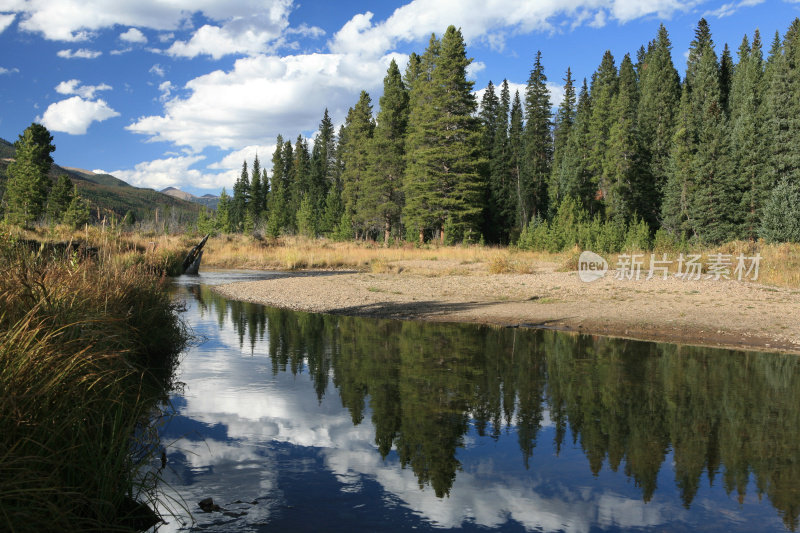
[55,79,112,99]
[127,52,397,152]
[109,154,238,190]
[39,96,120,134]
[119,27,147,43]
[328,0,701,56]
[57,48,102,59]
[166,12,291,59]
[8,0,295,42]
[0,13,15,33]
[0,67,20,75]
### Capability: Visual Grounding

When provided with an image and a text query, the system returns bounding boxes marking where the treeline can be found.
[205,18,800,249]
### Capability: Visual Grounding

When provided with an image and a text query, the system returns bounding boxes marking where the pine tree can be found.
[231,161,250,231]
[250,154,264,221]
[215,188,233,233]
[549,68,576,213]
[604,54,650,225]
[291,135,312,224]
[637,24,681,199]
[340,91,375,237]
[47,175,73,223]
[508,90,524,235]
[558,79,597,215]
[487,79,513,243]
[3,123,55,226]
[478,81,499,177]
[686,18,736,243]
[521,51,552,224]
[362,59,408,244]
[266,137,288,236]
[403,35,440,242]
[730,31,770,239]
[310,109,336,212]
[404,26,483,243]
[587,51,618,217]
[719,43,734,115]
[662,85,694,238]
[767,19,800,193]
[62,186,90,229]
[280,140,295,232]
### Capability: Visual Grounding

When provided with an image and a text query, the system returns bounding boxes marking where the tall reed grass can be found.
[0,227,188,531]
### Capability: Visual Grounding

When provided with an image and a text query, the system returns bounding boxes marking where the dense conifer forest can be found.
[196,19,800,249]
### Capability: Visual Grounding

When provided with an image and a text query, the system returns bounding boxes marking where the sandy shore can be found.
[212,259,800,354]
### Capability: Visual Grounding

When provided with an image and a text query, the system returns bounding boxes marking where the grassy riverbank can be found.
[196,234,800,288]
[0,227,188,531]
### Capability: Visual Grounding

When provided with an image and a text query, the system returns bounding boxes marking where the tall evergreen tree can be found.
[291,135,312,222]
[548,67,576,213]
[478,81,499,240]
[363,59,408,244]
[686,18,736,243]
[310,109,336,212]
[340,91,375,236]
[767,19,800,193]
[587,51,618,217]
[3,123,55,226]
[557,79,597,215]
[521,51,552,225]
[662,85,694,237]
[719,43,734,115]
[507,90,525,234]
[488,79,513,243]
[266,137,289,237]
[250,154,264,221]
[603,54,651,225]
[637,24,681,199]
[231,161,250,231]
[730,31,770,239]
[404,36,440,242]
[404,26,483,243]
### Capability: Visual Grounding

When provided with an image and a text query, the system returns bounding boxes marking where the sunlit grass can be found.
[0,225,188,531]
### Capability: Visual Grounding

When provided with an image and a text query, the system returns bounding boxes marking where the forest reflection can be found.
[188,284,800,531]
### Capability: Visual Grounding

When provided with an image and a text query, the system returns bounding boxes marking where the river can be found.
[156,270,800,532]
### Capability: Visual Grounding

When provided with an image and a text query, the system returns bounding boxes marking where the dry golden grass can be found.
[201,234,568,275]
[17,227,797,287]
[582,240,800,287]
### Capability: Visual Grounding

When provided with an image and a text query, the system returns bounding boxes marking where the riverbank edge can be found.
[210,270,800,356]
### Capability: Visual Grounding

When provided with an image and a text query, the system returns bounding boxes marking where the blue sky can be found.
[0,0,798,196]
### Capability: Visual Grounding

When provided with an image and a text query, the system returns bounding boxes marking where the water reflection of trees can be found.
[194,285,800,530]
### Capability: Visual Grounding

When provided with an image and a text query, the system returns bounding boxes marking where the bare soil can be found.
[212,259,800,354]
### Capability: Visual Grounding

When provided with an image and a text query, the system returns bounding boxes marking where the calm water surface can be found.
[157,270,800,532]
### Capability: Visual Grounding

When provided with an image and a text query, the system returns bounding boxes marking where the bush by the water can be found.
[0,229,188,531]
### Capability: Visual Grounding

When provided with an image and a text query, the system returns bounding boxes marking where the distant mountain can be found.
[0,138,202,223]
[161,187,219,209]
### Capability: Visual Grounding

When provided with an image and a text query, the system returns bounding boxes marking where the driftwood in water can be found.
[182,234,209,275]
